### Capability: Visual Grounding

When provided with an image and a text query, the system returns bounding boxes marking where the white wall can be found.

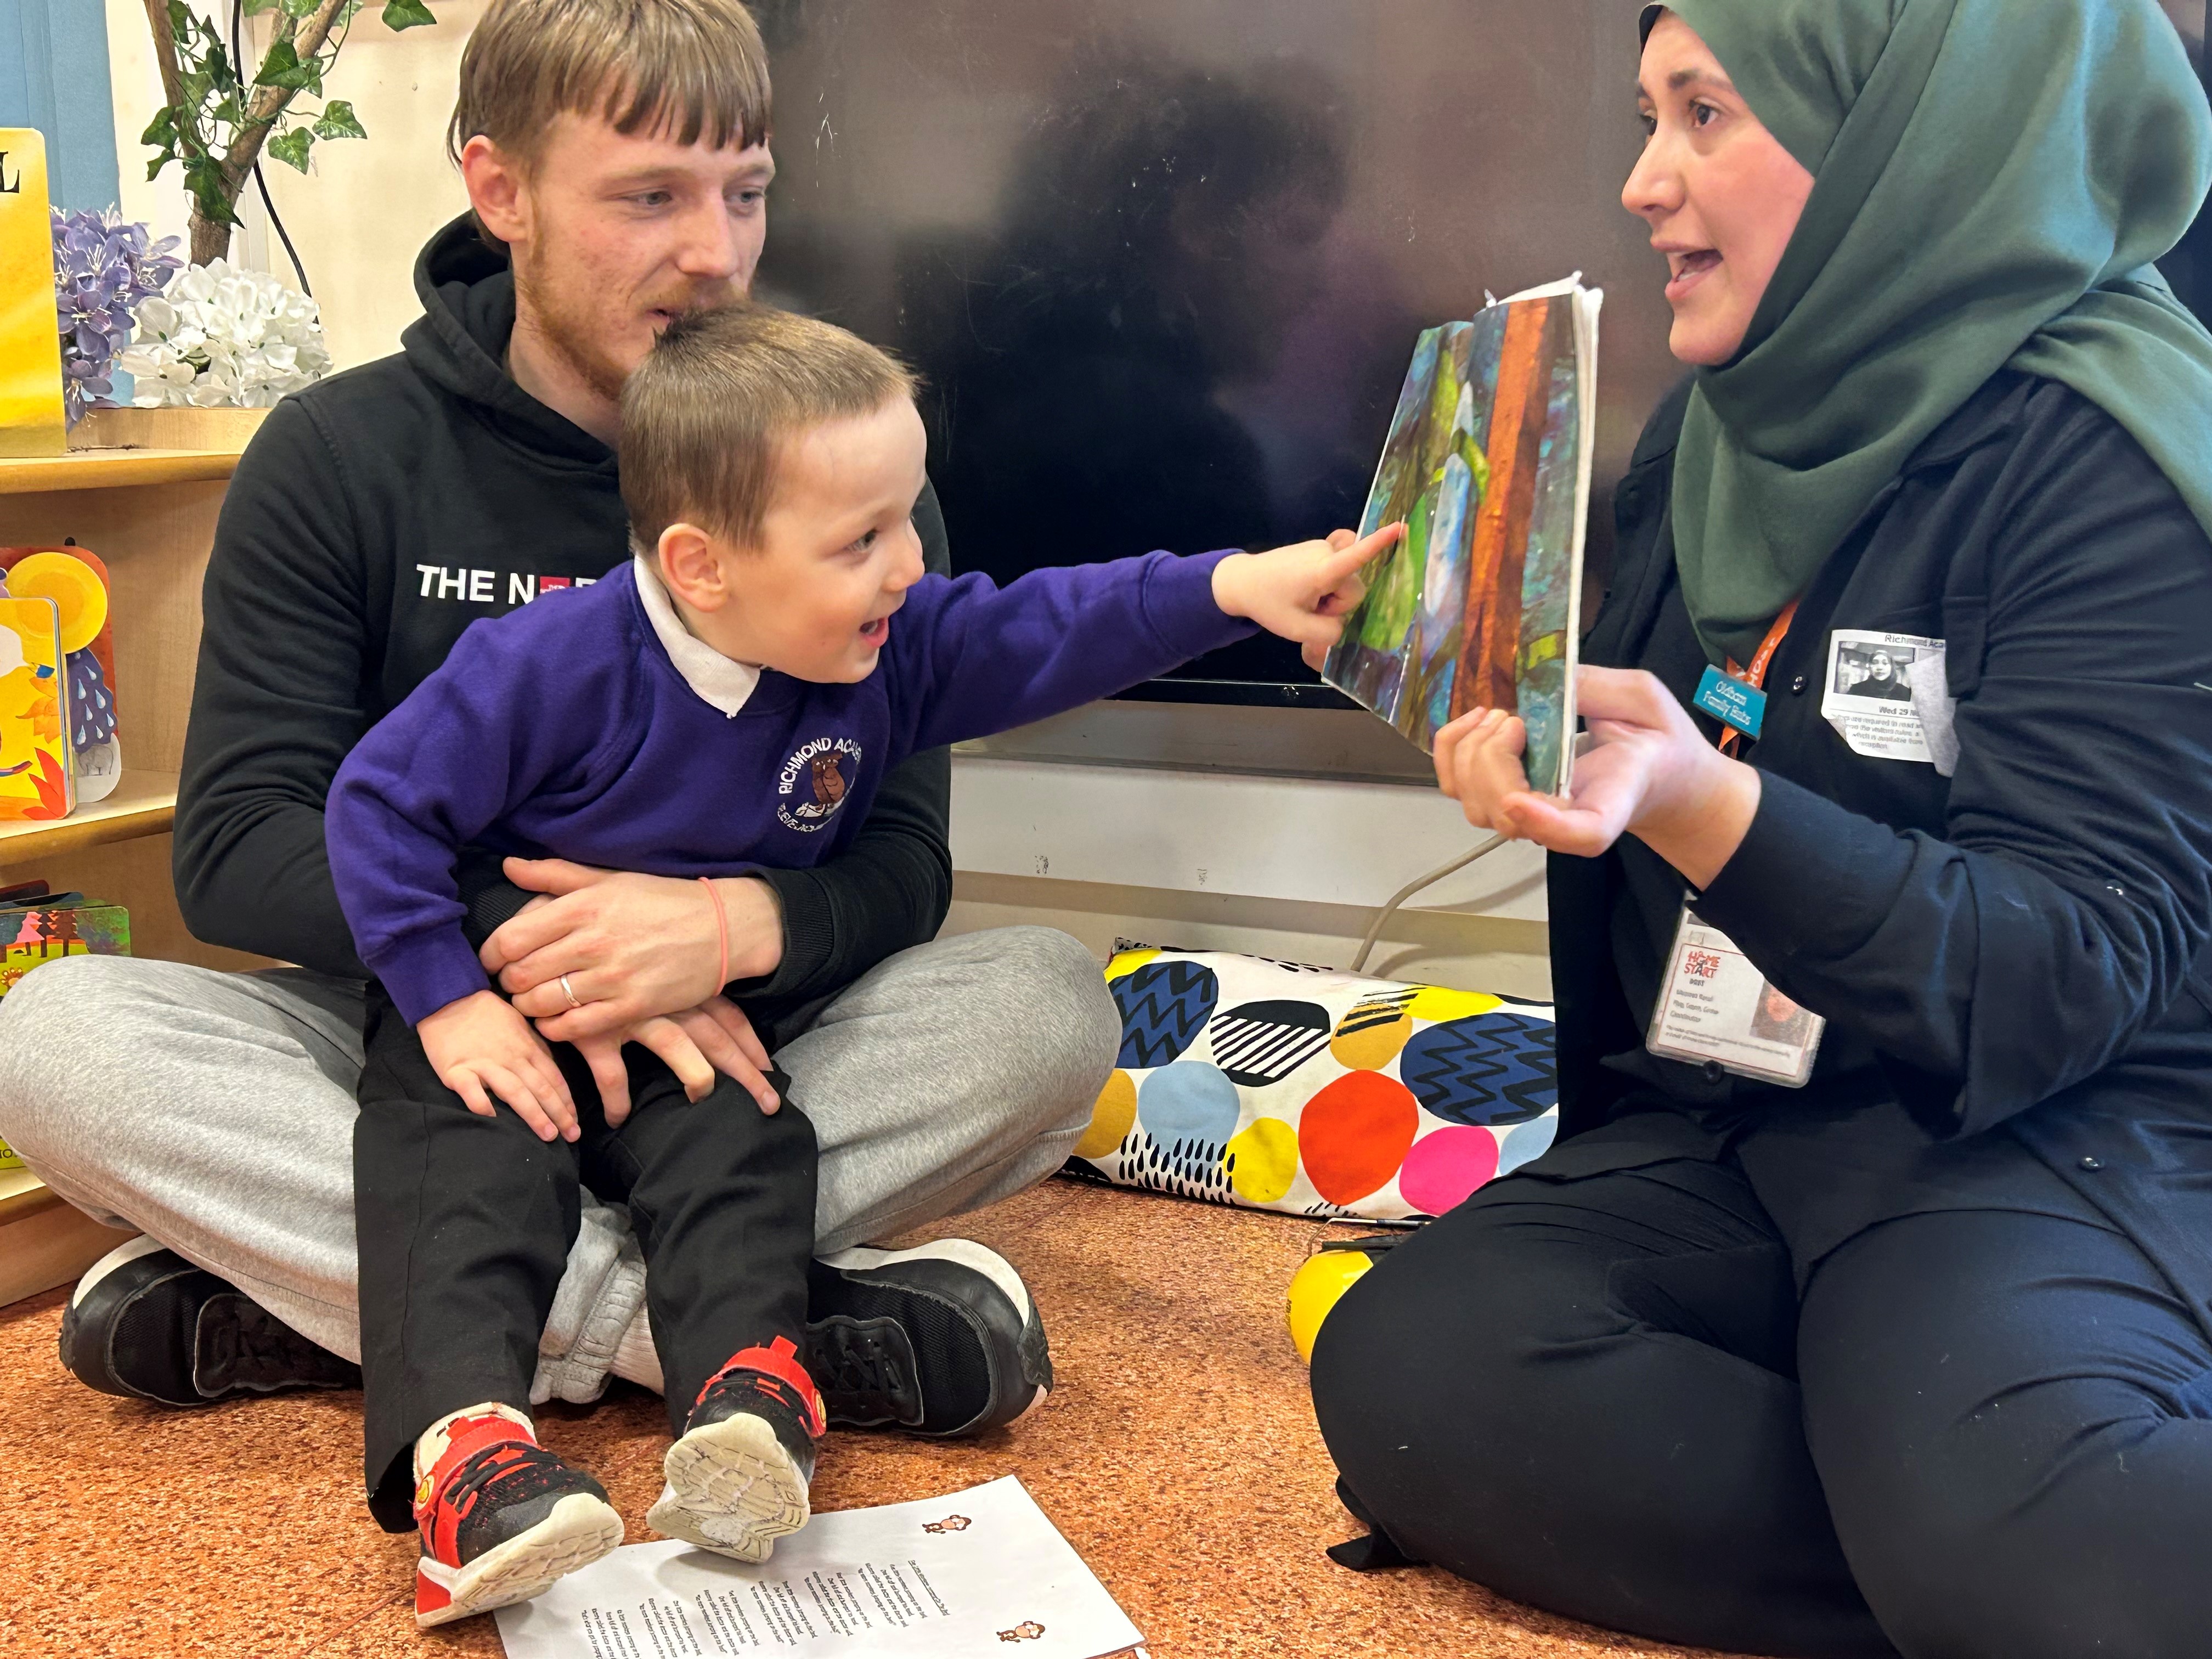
[939,756,1551,996]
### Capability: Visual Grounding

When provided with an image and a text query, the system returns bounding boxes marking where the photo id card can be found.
[1822,629,1942,763]
[1647,903,1824,1088]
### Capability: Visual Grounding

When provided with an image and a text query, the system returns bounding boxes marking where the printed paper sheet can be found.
[496,1476,1143,1659]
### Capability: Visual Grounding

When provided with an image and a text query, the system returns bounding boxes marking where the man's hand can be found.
[482,860,783,1034]
[558,996,783,1126]
[417,990,579,1143]
[1212,522,1405,670]
[1432,665,1762,889]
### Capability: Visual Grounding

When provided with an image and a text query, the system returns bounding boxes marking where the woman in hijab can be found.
[1310,4,2212,1657]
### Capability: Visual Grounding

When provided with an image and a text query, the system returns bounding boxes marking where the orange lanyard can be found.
[1717,598,1799,756]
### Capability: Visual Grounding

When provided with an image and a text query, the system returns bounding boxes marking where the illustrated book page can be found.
[1322,275,1601,795]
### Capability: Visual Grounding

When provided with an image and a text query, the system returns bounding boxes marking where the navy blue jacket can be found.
[1546,371,2212,1313]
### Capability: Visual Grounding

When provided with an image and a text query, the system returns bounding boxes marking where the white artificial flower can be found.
[125,257,330,409]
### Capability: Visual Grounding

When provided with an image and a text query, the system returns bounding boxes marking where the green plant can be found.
[138,0,437,266]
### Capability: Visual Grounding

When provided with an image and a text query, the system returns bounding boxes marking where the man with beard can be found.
[0,0,1108,1443]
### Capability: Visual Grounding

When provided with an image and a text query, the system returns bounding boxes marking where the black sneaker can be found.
[647,1337,823,1562]
[57,1237,359,1406]
[803,1240,1050,1438]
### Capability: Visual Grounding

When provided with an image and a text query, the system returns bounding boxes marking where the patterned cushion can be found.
[1070,947,1559,1221]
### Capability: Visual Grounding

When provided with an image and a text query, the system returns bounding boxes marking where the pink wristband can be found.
[700,876,729,990]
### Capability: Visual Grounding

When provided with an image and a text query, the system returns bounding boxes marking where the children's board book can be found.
[0,891,131,1006]
[1,132,67,458]
[1322,275,1602,797]
[0,595,75,820]
[3,546,123,805]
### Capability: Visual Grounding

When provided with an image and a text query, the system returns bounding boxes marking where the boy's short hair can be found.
[621,306,918,550]
[447,0,771,169]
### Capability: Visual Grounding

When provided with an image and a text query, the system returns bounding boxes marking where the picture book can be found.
[1322,275,1602,795]
[0,131,66,458]
[0,595,75,820]
[3,546,122,805]
[0,892,131,1003]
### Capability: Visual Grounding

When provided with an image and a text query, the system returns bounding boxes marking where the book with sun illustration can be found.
[0,596,74,822]
[1323,276,1602,795]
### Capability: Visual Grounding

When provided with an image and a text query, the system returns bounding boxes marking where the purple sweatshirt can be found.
[327,549,1250,1023]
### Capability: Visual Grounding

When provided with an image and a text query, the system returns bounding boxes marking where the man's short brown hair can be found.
[620,307,918,551]
[447,0,771,168]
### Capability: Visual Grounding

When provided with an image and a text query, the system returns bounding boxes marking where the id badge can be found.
[1646,900,1824,1088]
[1692,664,1765,738]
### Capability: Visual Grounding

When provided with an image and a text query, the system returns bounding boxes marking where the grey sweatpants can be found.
[0,926,1115,1404]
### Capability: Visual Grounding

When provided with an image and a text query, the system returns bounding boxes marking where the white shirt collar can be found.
[631,550,760,718]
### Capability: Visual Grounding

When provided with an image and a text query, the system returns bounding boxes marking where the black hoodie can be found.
[173,217,953,1032]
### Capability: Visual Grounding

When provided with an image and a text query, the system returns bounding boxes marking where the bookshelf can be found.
[3,417,276,1304]
[0,769,178,862]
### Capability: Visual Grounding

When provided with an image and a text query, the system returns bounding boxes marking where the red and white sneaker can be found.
[411,1407,624,1628]
[647,1337,825,1563]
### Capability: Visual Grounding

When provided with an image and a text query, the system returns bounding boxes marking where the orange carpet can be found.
[0,1180,1741,1659]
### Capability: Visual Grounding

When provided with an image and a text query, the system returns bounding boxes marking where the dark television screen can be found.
[747,2,1713,703]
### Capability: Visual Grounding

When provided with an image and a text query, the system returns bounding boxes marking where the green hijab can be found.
[1648,0,2212,667]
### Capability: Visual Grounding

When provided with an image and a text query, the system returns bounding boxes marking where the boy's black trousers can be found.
[354,988,817,1531]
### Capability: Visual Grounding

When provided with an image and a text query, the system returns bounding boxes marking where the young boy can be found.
[326,304,1397,1627]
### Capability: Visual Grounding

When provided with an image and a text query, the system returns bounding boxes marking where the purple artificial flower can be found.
[50,208,185,427]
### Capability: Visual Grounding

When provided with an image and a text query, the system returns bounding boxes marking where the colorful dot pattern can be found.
[1082,949,1559,1221]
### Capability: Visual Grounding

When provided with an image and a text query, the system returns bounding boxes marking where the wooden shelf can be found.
[0,448,241,495]
[0,1164,134,1308]
[0,770,179,865]
[0,1166,61,1228]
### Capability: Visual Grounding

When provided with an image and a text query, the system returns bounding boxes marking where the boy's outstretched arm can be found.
[893,522,1405,754]
[1211,523,1403,669]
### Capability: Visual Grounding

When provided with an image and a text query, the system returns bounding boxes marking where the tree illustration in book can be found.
[1323,278,1602,794]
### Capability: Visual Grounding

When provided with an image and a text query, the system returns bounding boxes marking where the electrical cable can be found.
[1348,833,1509,975]
[254,162,313,297]
[229,0,313,297]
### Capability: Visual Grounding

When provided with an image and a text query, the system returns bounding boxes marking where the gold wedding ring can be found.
[560,973,583,1009]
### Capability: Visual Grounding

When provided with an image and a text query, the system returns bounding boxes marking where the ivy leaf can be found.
[140,106,179,149]
[279,0,321,15]
[182,153,236,222]
[241,0,280,13]
[167,0,191,33]
[267,127,315,171]
[381,0,436,30]
[313,98,367,140]
[253,38,318,89]
[206,43,238,91]
[212,95,245,127]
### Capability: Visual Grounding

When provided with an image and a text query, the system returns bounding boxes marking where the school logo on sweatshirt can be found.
[777,736,863,832]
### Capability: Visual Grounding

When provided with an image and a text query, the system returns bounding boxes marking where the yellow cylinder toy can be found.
[1288,1245,1381,1364]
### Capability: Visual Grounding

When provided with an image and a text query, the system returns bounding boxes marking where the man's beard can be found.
[512,244,742,405]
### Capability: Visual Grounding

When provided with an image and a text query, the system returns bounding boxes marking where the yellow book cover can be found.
[1,131,66,459]
[0,596,74,819]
